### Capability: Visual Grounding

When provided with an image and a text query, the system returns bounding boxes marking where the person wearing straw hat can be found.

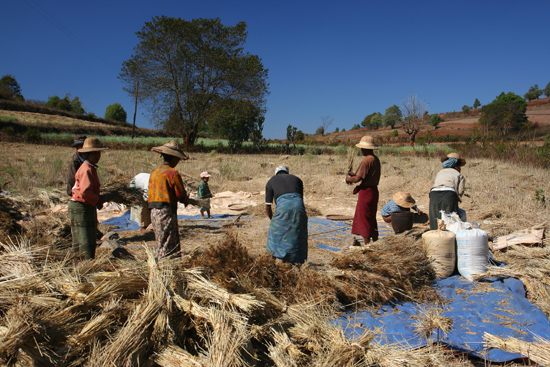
[197,171,213,219]
[69,137,108,259]
[265,165,308,264]
[429,152,466,230]
[148,141,197,259]
[345,136,381,247]
[66,135,87,196]
[381,191,421,223]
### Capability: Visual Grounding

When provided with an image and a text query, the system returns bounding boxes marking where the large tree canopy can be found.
[479,92,527,139]
[119,16,269,148]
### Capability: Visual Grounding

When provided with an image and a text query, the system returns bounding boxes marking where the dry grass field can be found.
[0,142,549,366]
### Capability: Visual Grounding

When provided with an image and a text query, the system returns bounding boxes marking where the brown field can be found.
[0,142,549,366]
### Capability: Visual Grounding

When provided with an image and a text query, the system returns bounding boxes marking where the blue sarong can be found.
[266,193,308,264]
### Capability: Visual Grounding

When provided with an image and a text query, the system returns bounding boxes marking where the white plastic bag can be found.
[440,211,471,234]
[456,228,488,281]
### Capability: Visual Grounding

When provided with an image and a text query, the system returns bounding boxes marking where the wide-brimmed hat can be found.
[275,166,289,174]
[71,135,87,147]
[151,141,188,160]
[393,191,416,208]
[200,171,211,178]
[78,137,109,153]
[441,152,466,166]
[355,136,379,149]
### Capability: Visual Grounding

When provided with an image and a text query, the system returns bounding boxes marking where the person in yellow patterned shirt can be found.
[148,141,197,258]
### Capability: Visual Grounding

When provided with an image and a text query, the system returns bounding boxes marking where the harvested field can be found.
[0,143,549,366]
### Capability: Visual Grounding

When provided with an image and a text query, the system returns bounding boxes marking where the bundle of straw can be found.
[101,175,145,206]
[346,146,357,174]
[484,332,550,366]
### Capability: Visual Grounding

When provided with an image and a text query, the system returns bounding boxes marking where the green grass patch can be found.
[0,114,18,123]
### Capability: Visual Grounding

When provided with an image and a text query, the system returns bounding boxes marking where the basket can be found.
[228,203,251,211]
[391,211,414,233]
[326,214,354,221]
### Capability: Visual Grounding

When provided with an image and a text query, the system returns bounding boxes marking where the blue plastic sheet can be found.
[311,217,393,251]
[334,275,550,362]
[101,210,236,231]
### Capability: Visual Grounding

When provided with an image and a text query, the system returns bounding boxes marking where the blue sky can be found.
[2,0,549,139]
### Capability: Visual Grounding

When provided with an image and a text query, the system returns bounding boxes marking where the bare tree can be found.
[400,93,428,146]
[319,114,334,136]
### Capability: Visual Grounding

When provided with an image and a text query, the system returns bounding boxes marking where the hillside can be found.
[1,97,550,144]
[323,97,550,143]
[0,107,166,138]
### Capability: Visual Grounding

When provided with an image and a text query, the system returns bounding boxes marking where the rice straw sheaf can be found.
[156,344,204,367]
[484,333,550,367]
[101,174,145,206]
[329,236,439,309]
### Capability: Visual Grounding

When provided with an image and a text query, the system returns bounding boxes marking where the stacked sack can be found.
[422,211,488,281]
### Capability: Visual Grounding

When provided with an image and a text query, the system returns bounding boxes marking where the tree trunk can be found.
[131,81,139,139]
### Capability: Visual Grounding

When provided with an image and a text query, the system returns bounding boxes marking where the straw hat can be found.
[78,137,109,153]
[355,136,379,149]
[151,141,188,160]
[71,135,87,147]
[393,191,416,208]
[441,152,466,166]
[200,171,211,178]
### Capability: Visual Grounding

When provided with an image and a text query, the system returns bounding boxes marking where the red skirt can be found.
[351,186,379,241]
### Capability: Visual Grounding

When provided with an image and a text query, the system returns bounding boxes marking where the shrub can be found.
[392,130,399,137]
[23,128,41,143]
[105,103,127,122]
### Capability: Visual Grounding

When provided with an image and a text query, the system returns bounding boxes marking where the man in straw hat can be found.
[381,191,421,223]
[429,152,466,230]
[69,137,108,259]
[345,136,381,247]
[148,141,198,259]
[265,165,308,264]
[66,135,87,196]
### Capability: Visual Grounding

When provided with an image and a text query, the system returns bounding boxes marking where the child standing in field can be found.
[198,171,213,219]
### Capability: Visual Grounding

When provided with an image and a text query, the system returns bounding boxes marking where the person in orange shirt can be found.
[69,137,108,259]
[148,141,197,259]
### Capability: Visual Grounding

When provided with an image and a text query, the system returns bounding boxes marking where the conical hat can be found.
[355,136,379,149]
[393,191,416,208]
[78,137,109,153]
[151,141,188,160]
[440,152,466,166]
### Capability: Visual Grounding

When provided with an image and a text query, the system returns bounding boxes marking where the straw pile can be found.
[101,174,145,206]
[0,229,452,366]
[484,333,550,367]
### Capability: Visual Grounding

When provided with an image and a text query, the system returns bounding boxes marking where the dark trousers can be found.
[68,200,97,259]
[429,190,460,230]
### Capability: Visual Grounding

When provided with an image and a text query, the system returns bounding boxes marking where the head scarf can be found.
[442,157,459,168]
[275,166,289,175]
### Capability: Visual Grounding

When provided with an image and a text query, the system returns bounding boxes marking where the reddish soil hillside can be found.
[323,97,550,143]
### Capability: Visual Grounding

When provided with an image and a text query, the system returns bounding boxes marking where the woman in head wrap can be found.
[265,165,308,264]
[429,152,466,230]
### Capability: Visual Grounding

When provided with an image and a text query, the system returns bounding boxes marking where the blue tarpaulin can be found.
[334,275,550,362]
[101,210,236,231]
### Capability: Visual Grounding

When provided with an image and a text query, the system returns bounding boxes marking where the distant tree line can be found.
[0,74,129,123]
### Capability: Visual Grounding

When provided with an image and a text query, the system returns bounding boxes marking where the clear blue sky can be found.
[2,0,549,139]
